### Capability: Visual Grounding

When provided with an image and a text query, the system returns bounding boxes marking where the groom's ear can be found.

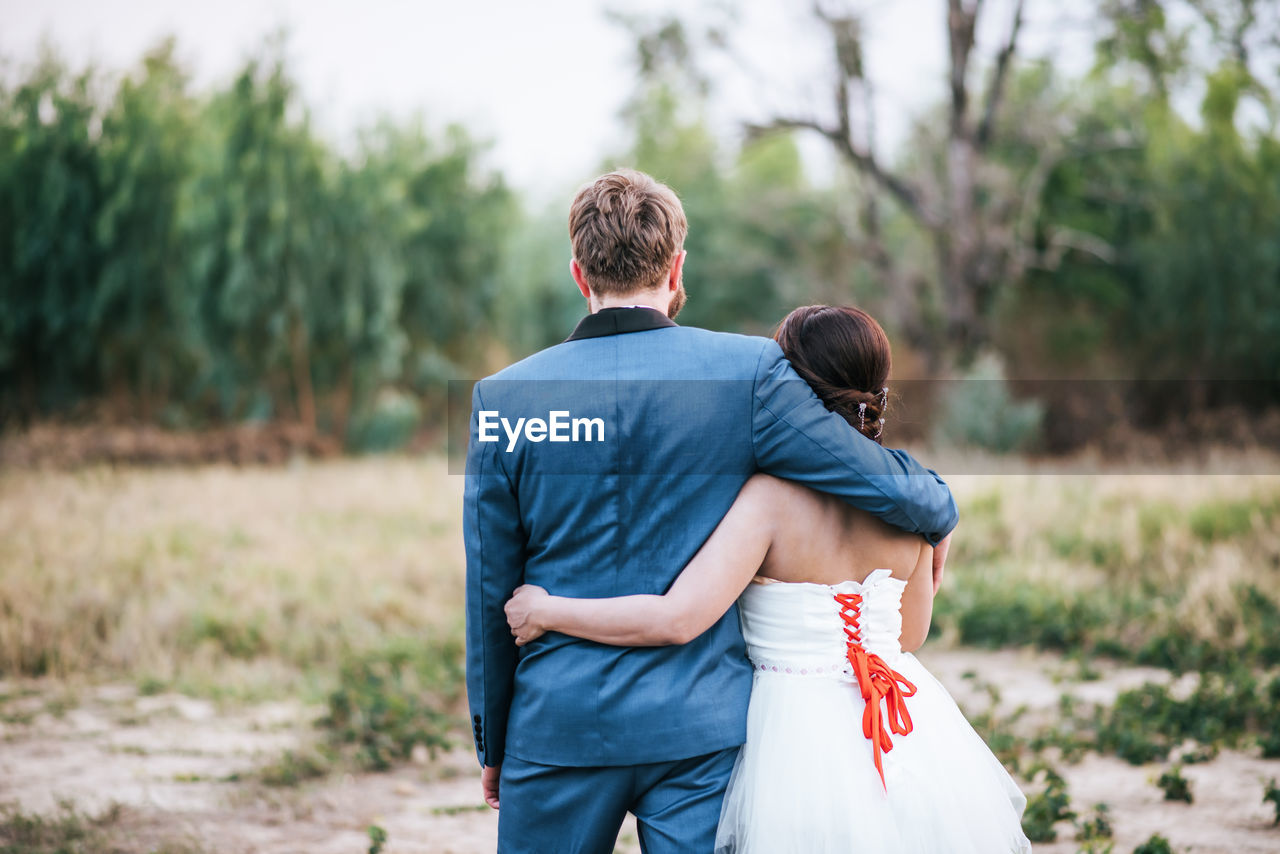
[570,258,592,300]
[667,250,687,292]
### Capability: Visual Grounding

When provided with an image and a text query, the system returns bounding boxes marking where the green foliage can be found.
[1075,802,1114,843]
[947,579,1108,653]
[1020,764,1076,843]
[183,610,268,660]
[367,824,388,854]
[0,800,193,854]
[0,38,512,445]
[91,41,200,418]
[1188,499,1256,542]
[345,389,421,453]
[1008,62,1280,425]
[1132,834,1174,854]
[1172,743,1217,765]
[963,678,1033,774]
[932,353,1044,452]
[1156,764,1192,802]
[1259,676,1280,757]
[1092,672,1261,764]
[319,636,463,771]
[1264,778,1280,825]
[952,648,1279,772]
[0,800,104,854]
[257,746,332,787]
[0,51,106,416]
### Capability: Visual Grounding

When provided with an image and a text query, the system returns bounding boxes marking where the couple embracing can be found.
[464,169,1031,853]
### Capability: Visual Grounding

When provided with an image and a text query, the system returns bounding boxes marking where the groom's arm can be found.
[463,381,526,772]
[751,340,958,545]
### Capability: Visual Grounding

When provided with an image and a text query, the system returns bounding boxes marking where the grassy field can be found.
[0,459,465,701]
[2,455,1279,852]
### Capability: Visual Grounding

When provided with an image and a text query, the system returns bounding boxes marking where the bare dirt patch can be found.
[4,650,1278,853]
[918,648,1280,853]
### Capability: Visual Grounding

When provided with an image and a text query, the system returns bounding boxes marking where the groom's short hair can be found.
[569,169,688,295]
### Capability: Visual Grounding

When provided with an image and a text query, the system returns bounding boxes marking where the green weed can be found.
[0,800,114,854]
[320,635,463,771]
[258,746,332,787]
[962,680,1032,774]
[0,800,204,854]
[1132,834,1174,854]
[1188,499,1255,542]
[1091,672,1264,764]
[429,804,489,816]
[1264,778,1280,825]
[1020,764,1075,843]
[1075,802,1113,844]
[1156,765,1192,802]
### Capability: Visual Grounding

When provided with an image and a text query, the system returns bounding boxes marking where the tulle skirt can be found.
[714,652,1033,854]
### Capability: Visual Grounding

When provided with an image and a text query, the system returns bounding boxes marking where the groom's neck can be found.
[590,290,670,316]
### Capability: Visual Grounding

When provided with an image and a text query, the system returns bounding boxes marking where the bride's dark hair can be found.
[773,305,892,444]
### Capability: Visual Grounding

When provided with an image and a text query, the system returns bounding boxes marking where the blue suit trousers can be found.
[497,746,739,853]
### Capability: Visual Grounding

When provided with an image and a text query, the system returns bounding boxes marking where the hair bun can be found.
[795,378,887,441]
[773,305,892,444]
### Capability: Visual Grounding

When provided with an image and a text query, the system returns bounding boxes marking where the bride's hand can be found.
[505,584,550,646]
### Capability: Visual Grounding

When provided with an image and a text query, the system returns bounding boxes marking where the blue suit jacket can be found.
[464,307,957,769]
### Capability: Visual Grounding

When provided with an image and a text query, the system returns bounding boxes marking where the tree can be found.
[0,49,105,420]
[182,45,330,428]
[92,39,198,419]
[706,0,1031,364]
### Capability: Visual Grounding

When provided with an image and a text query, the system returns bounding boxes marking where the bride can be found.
[504,305,1032,853]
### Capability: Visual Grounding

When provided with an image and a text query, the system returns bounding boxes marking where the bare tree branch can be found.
[855,71,895,281]
[947,0,981,139]
[745,117,936,226]
[976,0,1027,148]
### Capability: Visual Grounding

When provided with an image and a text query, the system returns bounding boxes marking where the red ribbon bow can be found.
[835,591,917,790]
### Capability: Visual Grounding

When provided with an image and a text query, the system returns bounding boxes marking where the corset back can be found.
[738,568,906,677]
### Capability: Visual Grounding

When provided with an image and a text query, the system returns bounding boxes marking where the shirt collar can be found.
[564,306,678,342]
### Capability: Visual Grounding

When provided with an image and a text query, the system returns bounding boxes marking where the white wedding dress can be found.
[714,569,1033,853]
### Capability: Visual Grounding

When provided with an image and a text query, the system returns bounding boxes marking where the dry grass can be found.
[934,466,1280,672]
[0,457,464,699]
[1,452,1278,699]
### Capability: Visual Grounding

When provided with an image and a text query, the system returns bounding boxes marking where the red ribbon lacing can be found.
[834,591,917,790]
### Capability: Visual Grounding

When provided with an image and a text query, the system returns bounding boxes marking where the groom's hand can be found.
[932,532,952,595]
[482,764,501,809]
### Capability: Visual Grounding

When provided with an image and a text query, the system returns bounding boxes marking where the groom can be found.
[464,169,958,853]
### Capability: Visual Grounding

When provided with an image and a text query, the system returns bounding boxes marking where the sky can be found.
[0,0,1096,203]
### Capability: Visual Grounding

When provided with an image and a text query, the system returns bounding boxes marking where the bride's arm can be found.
[505,476,777,647]
[899,542,936,652]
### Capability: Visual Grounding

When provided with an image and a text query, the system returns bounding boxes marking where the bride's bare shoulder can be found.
[751,475,922,546]
[740,474,830,517]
